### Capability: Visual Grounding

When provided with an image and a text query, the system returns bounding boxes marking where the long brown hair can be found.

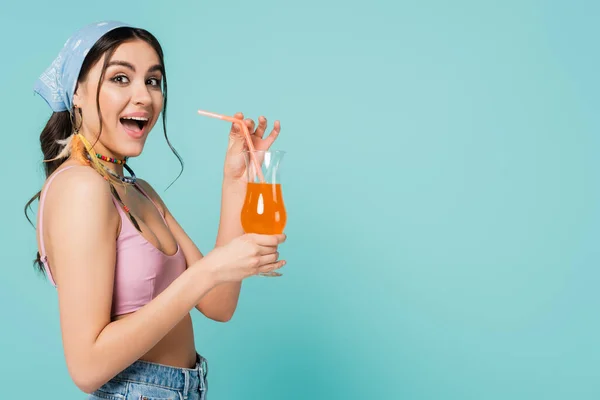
[25,27,183,273]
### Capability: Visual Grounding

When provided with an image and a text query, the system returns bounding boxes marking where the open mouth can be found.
[120,116,149,135]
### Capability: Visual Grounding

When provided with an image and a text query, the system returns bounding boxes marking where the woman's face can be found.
[73,39,164,159]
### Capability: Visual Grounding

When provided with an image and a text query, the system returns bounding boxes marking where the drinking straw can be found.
[197,109,266,183]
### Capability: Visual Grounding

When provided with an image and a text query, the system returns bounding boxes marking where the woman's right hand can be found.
[198,233,287,284]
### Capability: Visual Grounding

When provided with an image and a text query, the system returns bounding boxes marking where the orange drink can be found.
[241,150,286,277]
[241,182,287,234]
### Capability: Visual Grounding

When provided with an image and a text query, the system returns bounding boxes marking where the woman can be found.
[25,21,286,399]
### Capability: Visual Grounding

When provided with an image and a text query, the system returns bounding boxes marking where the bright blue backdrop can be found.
[2,0,599,398]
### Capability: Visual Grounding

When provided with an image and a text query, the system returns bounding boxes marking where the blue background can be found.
[2,0,599,398]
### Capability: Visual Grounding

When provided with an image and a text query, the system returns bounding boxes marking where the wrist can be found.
[222,175,246,189]
[190,257,220,295]
[221,178,247,202]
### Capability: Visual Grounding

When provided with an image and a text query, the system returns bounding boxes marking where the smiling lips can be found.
[120,112,150,138]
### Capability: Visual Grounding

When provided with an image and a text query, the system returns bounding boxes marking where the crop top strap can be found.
[133,182,168,224]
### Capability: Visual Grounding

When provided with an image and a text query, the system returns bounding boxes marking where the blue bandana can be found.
[33,21,132,113]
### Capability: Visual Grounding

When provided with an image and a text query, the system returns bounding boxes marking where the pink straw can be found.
[197,110,266,183]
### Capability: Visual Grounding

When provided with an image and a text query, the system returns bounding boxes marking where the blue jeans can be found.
[89,353,208,400]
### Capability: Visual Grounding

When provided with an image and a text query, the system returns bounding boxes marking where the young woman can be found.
[25,21,286,400]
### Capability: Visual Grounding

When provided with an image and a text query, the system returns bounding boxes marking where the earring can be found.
[71,107,83,133]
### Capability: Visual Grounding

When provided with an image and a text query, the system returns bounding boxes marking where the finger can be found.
[245,118,255,134]
[255,116,268,138]
[258,252,279,266]
[230,112,244,133]
[256,244,279,256]
[274,233,287,244]
[264,120,281,146]
[257,260,286,275]
[248,233,287,246]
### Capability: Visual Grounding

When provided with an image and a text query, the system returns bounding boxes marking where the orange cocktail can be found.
[240,150,286,276]
[241,182,287,234]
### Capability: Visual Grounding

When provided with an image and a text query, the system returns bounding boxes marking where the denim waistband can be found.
[114,353,208,392]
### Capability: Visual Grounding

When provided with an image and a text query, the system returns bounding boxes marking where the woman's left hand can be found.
[223,112,281,181]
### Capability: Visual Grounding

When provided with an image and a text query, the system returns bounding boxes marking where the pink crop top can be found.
[38,166,187,317]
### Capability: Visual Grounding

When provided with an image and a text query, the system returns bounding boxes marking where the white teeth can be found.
[122,116,149,121]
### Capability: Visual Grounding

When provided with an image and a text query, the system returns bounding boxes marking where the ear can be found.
[73,80,87,109]
[73,89,82,109]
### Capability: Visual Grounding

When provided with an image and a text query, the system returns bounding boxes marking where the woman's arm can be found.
[44,168,217,394]
[136,177,247,322]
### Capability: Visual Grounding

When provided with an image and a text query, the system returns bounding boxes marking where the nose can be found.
[131,79,152,106]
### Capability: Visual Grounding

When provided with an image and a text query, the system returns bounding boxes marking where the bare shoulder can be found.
[42,165,119,237]
[43,166,114,209]
[40,165,120,284]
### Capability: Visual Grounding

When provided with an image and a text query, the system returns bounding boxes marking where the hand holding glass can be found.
[197,110,287,277]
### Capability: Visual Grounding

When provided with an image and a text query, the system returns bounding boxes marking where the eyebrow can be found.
[107,60,163,74]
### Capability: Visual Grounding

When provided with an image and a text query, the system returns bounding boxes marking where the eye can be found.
[111,74,129,84]
[147,77,162,87]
